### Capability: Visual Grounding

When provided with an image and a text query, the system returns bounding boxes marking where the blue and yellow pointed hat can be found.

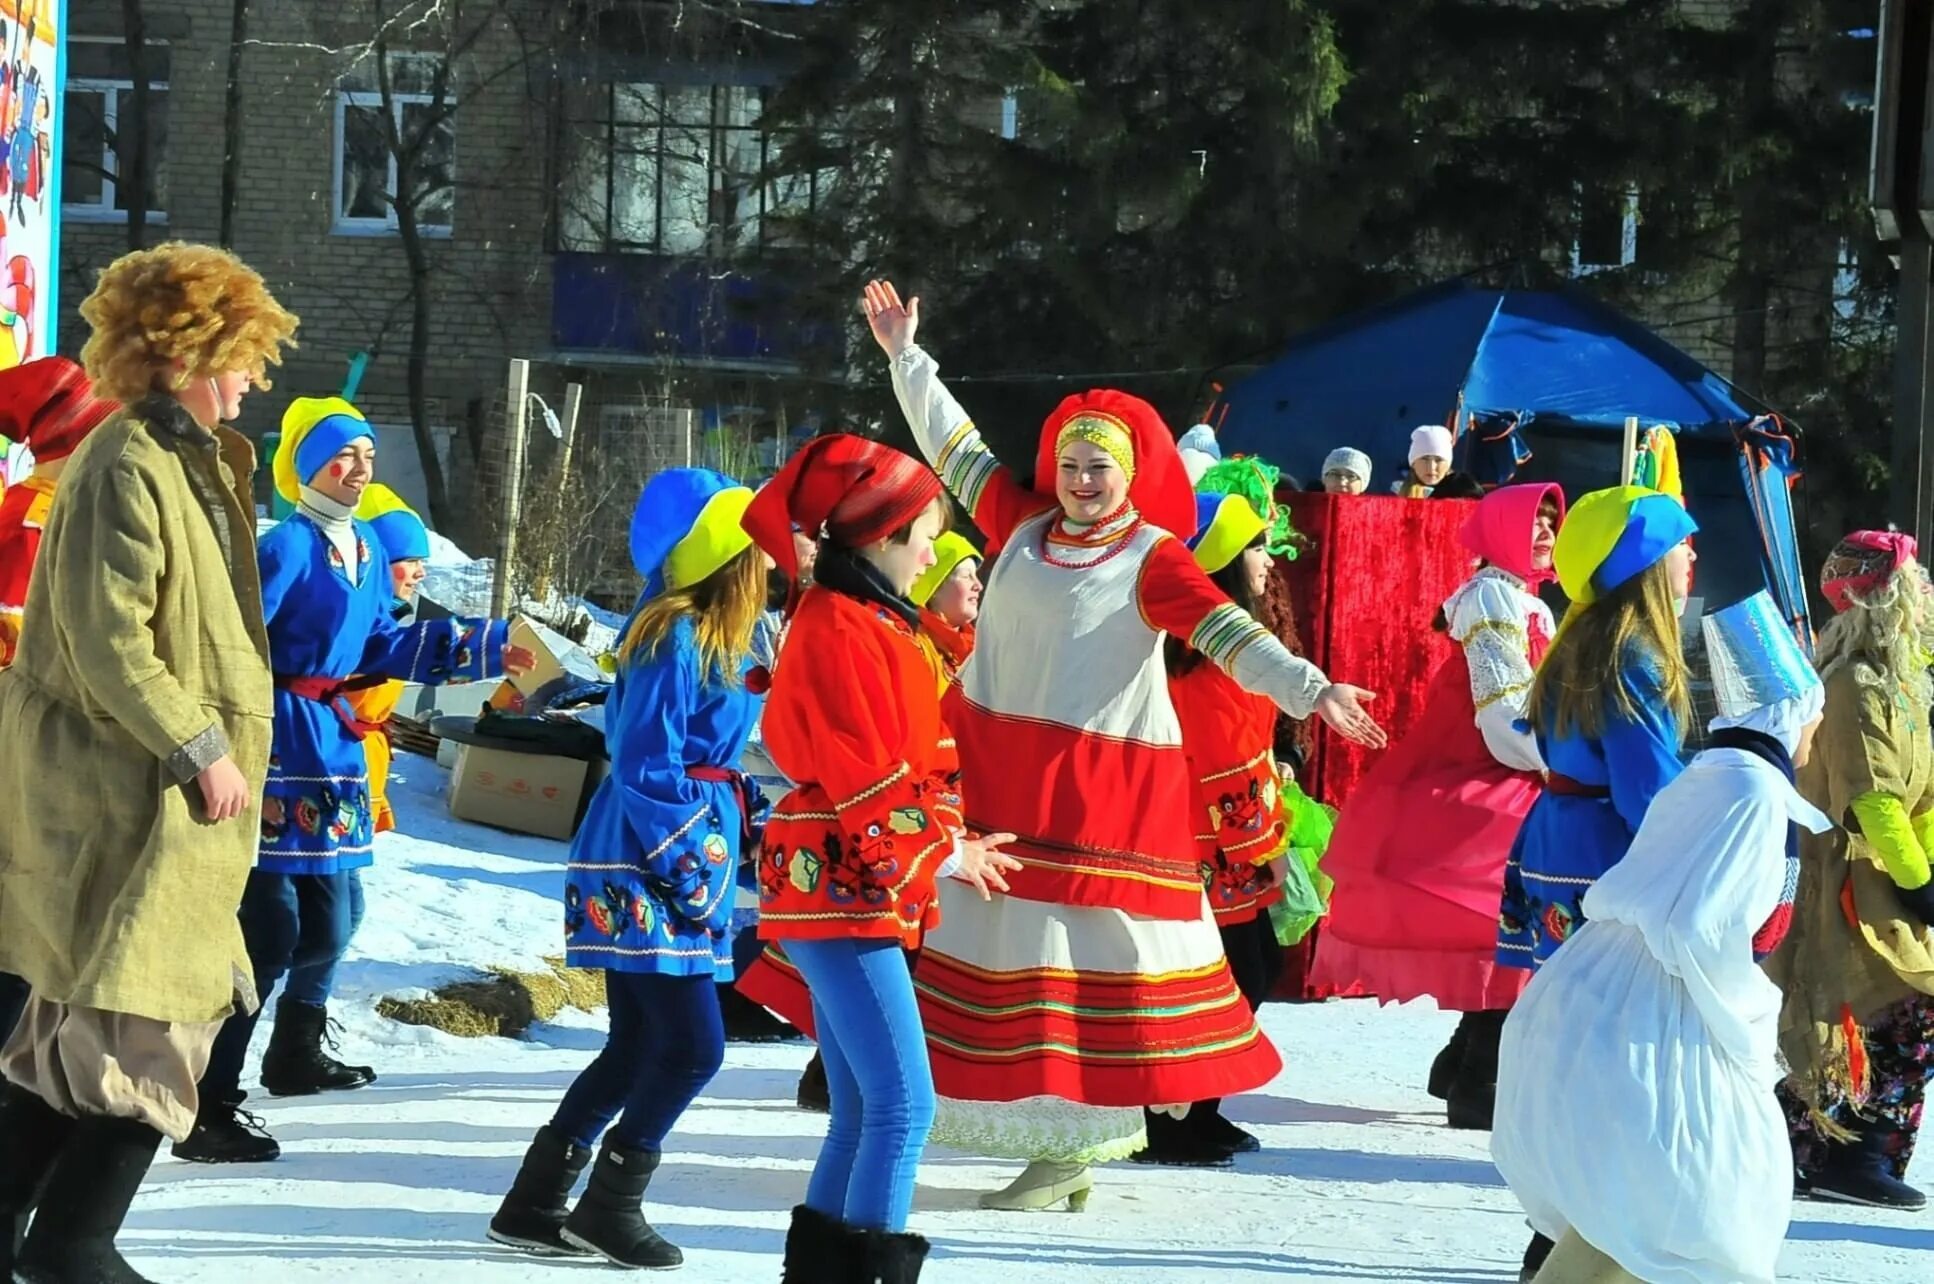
[1187,492,1269,574]
[631,468,756,594]
[274,396,374,504]
[355,483,431,563]
[1552,485,1697,606]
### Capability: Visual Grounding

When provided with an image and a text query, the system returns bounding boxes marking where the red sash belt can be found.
[276,673,391,742]
[687,764,754,850]
[1545,772,1610,799]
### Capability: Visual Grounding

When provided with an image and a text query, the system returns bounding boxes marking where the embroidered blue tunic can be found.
[564,616,761,978]
[1497,653,1685,970]
[257,514,505,875]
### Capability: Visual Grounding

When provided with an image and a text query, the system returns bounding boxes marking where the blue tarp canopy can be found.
[1211,282,1806,625]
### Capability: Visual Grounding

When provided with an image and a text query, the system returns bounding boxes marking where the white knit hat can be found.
[1322,447,1372,482]
[1409,424,1454,464]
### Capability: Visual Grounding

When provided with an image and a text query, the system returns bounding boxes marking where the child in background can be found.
[1320,447,1372,495]
[346,484,432,835]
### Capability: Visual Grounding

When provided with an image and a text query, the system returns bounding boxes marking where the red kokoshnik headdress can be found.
[1033,389,1198,538]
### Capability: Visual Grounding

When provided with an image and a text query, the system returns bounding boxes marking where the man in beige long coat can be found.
[0,242,297,1284]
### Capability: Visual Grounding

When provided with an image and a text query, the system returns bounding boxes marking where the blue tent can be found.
[1209,282,1808,629]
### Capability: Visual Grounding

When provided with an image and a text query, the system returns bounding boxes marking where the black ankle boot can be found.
[171,1093,280,1165]
[1189,1101,1261,1154]
[259,1000,375,1097]
[1428,1014,1473,1101]
[853,1226,930,1284]
[781,1204,857,1282]
[1806,1126,1927,1209]
[488,1126,594,1256]
[560,1141,681,1268]
[15,1115,163,1284]
[1447,1009,1505,1131]
[1129,1107,1238,1168]
[1519,1231,1554,1283]
[797,1052,830,1114]
[2,1084,78,1278]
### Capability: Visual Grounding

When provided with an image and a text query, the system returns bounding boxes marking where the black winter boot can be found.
[780,1205,857,1282]
[170,1093,280,1164]
[1189,1100,1260,1154]
[1518,1231,1554,1284]
[488,1126,594,1256]
[796,1052,830,1114]
[1447,1010,1505,1131]
[15,1114,163,1284]
[259,1000,375,1097]
[2,1083,78,1277]
[560,1141,682,1268]
[852,1226,930,1284]
[1427,1014,1473,1101]
[1805,1126,1927,1209]
[1128,1107,1238,1168]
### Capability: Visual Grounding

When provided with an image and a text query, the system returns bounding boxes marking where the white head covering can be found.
[1702,592,1825,757]
[1409,424,1454,464]
[1322,447,1372,482]
[1177,424,1221,485]
[1710,682,1825,759]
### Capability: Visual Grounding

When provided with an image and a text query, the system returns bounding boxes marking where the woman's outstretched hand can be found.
[861,279,919,357]
[954,830,1023,901]
[1314,684,1387,749]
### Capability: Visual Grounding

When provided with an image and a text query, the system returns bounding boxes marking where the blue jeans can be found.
[787,937,936,1232]
[200,869,365,1105]
[549,971,725,1152]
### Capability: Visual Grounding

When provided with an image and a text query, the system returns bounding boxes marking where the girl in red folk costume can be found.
[864,280,1386,1212]
[1313,484,1564,1130]
[1142,488,1323,1167]
[743,434,1020,1283]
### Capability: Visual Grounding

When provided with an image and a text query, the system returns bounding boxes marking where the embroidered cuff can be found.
[167,723,230,784]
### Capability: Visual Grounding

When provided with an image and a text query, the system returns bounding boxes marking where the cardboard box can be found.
[507,617,569,700]
[447,743,591,841]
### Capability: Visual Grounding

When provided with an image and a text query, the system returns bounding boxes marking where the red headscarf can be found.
[0,357,117,463]
[745,434,943,587]
[1461,482,1565,587]
[1821,529,1920,614]
[1033,389,1197,538]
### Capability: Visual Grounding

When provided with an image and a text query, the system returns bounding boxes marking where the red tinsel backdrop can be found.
[1275,491,1480,997]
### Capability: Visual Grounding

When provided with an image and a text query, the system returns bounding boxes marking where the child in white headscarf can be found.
[1492,591,1829,1284]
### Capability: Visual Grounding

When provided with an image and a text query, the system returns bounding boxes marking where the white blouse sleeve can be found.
[1447,578,1545,774]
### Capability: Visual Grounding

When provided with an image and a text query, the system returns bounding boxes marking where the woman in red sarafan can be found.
[743,433,1019,1282]
[1312,483,1564,1130]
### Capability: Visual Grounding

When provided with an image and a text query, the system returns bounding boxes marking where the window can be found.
[559,81,829,256]
[62,37,170,222]
[1571,187,1640,276]
[332,54,454,236]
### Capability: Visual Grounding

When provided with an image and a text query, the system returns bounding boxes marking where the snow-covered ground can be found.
[126,757,1933,1282]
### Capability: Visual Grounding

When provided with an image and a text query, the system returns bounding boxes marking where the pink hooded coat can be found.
[1312,484,1564,1011]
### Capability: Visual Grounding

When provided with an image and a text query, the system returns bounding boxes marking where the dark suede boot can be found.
[1447,1009,1505,1131]
[560,1141,682,1268]
[259,1000,375,1097]
[1428,1013,1473,1101]
[488,1126,594,1256]
[2,1084,78,1277]
[1518,1231,1554,1284]
[1128,1107,1238,1168]
[852,1226,930,1284]
[1188,1100,1261,1153]
[1805,1126,1927,1209]
[781,1204,858,1282]
[796,1052,830,1114]
[15,1114,163,1284]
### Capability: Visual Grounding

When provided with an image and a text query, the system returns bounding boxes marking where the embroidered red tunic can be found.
[1171,660,1287,926]
[755,586,963,948]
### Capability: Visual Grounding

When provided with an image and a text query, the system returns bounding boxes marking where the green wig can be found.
[1196,456,1303,559]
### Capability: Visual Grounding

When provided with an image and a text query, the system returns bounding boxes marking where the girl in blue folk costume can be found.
[1494,484,1697,1282]
[175,397,530,1167]
[490,469,770,1270]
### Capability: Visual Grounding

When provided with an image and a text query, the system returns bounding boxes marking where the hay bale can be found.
[379,956,607,1038]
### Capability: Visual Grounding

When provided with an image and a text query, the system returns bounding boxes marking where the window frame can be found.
[60,36,170,225]
[330,79,456,238]
[1570,187,1640,277]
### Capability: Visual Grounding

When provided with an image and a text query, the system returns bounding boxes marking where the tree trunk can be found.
[219,0,250,246]
[119,0,151,249]
[376,31,455,531]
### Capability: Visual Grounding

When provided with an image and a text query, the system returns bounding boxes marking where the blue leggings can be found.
[549,971,725,1152]
[786,937,936,1232]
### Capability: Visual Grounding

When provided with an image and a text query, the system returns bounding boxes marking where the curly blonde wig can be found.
[79,242,299,405]
[1815,561,1934,708]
